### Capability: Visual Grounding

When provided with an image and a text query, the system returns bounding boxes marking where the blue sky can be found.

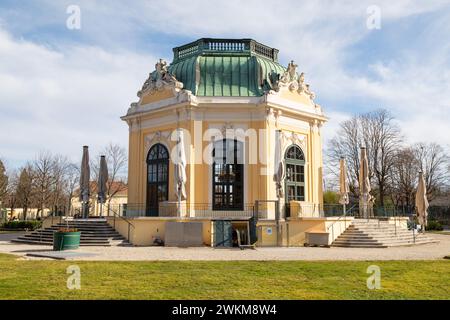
[0,0,449,170]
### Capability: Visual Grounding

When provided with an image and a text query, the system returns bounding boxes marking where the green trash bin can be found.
[53,231,81,251]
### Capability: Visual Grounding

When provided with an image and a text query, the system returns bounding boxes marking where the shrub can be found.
[425,220,444,231]
[323,191,339,204]
[1,220,42,230]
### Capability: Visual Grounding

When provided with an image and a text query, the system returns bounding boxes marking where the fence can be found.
[109,203,261,219]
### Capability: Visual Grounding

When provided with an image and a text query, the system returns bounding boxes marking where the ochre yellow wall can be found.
[106,216,354,247]
[106,217,212,246]
[126,106,324,215]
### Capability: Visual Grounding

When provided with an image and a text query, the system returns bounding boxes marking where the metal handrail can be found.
[106,206,135,243]
[119,203,258,219]
[327,204,357,242]
[35,212,59,244]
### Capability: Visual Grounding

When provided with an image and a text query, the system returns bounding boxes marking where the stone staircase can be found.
[332,219,437,248]
[11,219,129,246]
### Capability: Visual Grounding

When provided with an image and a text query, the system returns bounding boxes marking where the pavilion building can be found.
[119,38,345,247]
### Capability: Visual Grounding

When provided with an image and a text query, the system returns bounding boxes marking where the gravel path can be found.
[1,232,449,261]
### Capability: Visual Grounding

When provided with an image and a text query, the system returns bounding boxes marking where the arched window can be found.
[285,145,305,202]
[146,143,169,216]
[212,139,244,210]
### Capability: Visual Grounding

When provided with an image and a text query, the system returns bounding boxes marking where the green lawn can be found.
[0,253,448,300]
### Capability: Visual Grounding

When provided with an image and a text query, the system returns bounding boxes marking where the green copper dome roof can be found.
[168,38,286,97]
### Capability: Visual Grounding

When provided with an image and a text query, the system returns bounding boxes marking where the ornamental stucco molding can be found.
[267,60,316,101]
[309,119,324,133]
[280,130,307,154]
[128,59,197,116]
[266,107,282,127]
[144,130,172,158]
[126,118,141,132]
[220,122,235,136]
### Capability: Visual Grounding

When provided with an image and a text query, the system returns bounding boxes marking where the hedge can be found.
[1,220,42,230]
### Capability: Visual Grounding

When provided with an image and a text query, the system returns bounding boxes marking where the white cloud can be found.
[0,27,155,166]
[0,0,449,169]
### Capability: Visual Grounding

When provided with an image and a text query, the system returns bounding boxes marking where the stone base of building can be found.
[105,216,356,247]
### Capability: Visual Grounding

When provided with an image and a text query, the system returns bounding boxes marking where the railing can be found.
[428,206,450,225]
[172,38,279,62]
[323,204,420,240]
[113,203,261,219]
[207,41,246,52]
[105,206,135,242]
[326,204,358,241]
[287,203,358,218]
[255,200,279,221]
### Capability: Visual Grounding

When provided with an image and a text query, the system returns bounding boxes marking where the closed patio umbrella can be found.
[97,155,108,217]
[174,128,187,216]
[274,130,285,199]
[359,147,372,218]
[339,157,349,215]
[79,146,90,218]
[415,171,429,232]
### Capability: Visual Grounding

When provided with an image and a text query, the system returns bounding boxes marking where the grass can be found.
[0,253,448,300]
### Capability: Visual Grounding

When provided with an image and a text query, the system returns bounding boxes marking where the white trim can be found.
[144,132,172,158]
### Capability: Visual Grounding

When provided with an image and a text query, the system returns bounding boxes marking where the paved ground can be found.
[0,232,449,261]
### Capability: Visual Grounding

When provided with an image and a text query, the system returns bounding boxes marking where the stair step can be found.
[11,239,112,246]
[332,244,388,248]
[22,235,119,241]
[28,230,123,236]
[36,231,123,237]
[332,220,439,248]
[12,220,128,246]
[17,237,110,243]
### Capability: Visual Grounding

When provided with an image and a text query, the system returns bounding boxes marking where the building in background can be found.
[71,181,128,216]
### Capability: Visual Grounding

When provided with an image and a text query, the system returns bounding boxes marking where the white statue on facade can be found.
[297,72,306,93]
[281,60,298,83]
[137,58,183,98]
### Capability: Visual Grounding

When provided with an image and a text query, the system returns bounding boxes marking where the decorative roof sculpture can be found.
[137,59,183,98]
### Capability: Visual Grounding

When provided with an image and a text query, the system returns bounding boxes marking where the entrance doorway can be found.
[146,143,169,216]
[285,145,305,217]
[212,220,251,247]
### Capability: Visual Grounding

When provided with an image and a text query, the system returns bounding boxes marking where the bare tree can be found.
[65,163,80,214]
[16,166,34,220]
[413,142,448,200]
[49,155,72,211]
[0,159,8,203]
[364,110,402,206]
[327,117,361,197]
[391,147,420,208]
[4,170,19,220]
[32,151,56,217]
[327,109,402,205]
[92,143,128,212]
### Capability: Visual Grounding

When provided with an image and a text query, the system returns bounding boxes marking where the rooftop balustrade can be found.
[172,38,279,62]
